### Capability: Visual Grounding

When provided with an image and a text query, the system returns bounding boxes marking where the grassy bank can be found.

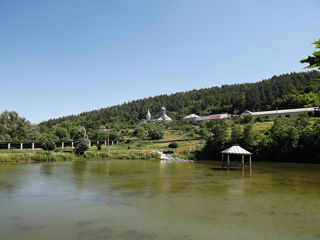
[0,151,160,163]
[0,153,77,163]
[0,120,290,163]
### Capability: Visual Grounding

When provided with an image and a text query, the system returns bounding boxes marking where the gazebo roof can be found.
[221,145,252,155]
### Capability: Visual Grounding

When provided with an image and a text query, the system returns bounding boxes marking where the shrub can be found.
[241,115,253,123]
[97,142,102,151]
[168,142,179,148]
[74,127,89,156]
[147,125,164,140]
[133,126,148,138]
[41,141,56,151]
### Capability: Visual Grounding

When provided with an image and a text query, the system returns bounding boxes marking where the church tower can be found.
[156,107,172,121]
[146,109,151,121]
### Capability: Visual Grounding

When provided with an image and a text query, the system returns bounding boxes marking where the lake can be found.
[0,160,319,240]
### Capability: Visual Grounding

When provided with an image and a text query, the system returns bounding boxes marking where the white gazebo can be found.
[221,145,252,170]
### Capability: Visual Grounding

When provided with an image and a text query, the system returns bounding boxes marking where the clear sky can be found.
[0,0,319,123]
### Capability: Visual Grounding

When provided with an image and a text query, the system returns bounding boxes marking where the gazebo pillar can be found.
[221,145,252,170]
[242,155,244,169]
[227,154,230,170]
[221,154,224,168]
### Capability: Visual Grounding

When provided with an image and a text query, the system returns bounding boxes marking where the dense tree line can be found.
[0,111,39,142]
[199,118,320,163]
[1,71,319,143]
[39,71,320,133]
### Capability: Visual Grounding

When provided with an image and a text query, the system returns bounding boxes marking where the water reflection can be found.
[0,160,319,240]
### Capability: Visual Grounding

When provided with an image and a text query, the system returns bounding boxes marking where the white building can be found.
[195,113,231,123]
[183,114,199,123]
[146,110,151,121]
[156,107,172,121]
[240,107,319,119]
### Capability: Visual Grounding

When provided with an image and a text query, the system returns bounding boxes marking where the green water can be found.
[0,160,319,240]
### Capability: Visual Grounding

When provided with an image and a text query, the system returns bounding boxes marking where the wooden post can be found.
[8,143,11,150]
[32,142,35,150]
[249,155,252,169]
[71,142,74,148]
[20,142,23,150]
[242,155,244,169]
[227,154,230,170]
[61,142,64,149]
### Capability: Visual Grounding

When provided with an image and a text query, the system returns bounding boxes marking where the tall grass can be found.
[0,151,160,163]
[0,153,78,163]
[84,151,160,160]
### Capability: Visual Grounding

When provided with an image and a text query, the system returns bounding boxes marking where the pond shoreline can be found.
[0,151,161,163]
[1,150,320,164]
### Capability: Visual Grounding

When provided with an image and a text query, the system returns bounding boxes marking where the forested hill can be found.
[40,71,320,129]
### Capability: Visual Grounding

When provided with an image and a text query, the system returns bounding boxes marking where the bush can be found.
[147,125,164,140]
[41,141,56,151]
[168,142,179,148]
[74,127,89,156]
[241,115,253,123]
[133,126,148,138]
[97,142,102,151]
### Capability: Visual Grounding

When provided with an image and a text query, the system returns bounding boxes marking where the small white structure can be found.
[156,107,172,121]
[195,113,231,123]
[184,114,199,123]
[146,109,152,121]
[221,145,252,170]
[240,107,319,119]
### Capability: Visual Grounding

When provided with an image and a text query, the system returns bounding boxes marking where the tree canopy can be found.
[38,71,320,133]
[301,39,320,70]
[1,71,320,143]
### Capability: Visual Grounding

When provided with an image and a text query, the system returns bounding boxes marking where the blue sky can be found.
[0,0,319,123]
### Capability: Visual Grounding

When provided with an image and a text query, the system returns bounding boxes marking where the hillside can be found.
[39,71,320,131]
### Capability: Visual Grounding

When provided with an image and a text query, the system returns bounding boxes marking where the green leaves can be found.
[74,127,89,156]
[314,39,320,48]
[301,39,320,70]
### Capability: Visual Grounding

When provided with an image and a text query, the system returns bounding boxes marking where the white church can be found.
[145,107,172,121]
